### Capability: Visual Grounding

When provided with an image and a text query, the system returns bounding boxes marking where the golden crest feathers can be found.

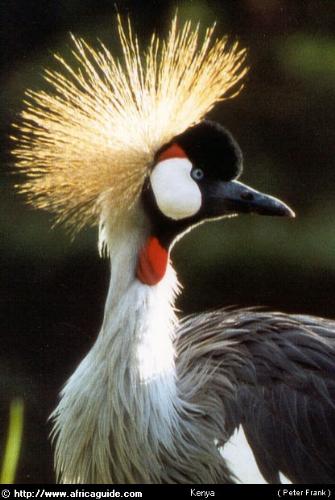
[12,16,247,232]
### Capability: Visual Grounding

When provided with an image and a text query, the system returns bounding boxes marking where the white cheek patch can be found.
[150,158,202,220]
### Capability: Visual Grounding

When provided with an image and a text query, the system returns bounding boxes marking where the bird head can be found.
[12,16,294,286]
[136,119,294,285]
[145,120,293,234]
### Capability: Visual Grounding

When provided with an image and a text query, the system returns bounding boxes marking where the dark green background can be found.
[1,0,335,483]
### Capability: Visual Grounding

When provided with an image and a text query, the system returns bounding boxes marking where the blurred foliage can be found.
[1,0,335,483]
[1,400,24,484]
[279,34,335,87]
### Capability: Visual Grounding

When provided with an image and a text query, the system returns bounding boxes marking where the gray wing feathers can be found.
[175,309,335,484]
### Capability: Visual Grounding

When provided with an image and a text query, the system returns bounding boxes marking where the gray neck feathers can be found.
[52,208,232,484]
[52,210,182,483]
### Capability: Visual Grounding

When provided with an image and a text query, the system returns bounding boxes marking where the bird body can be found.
[12,16,335,484]
[51,213,335,483]
[177,309,335,484]
[51,211,232,483]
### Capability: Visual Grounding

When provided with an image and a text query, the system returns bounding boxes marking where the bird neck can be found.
[100,210,180,385]
[53,209,182,483]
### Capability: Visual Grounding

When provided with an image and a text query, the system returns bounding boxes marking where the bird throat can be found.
[52,214,181,482]
[136,236,169,286]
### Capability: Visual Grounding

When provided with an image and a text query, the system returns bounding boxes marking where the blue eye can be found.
[191,168,204,181]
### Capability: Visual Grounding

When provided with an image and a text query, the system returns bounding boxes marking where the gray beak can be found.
[210,180,295,218]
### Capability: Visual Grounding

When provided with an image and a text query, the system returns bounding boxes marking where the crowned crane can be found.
[12,16,335,484]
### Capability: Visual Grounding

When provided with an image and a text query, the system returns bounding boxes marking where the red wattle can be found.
[136,237,169,286]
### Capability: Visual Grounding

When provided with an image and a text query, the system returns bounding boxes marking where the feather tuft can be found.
[12,15,247,232]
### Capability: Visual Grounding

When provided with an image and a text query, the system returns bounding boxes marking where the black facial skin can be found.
[142,120,294,250]
[157,120,243,182]
[142,120,243,249]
